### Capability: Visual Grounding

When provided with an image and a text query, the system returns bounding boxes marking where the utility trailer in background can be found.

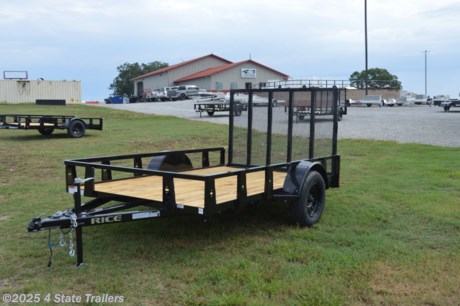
[27,87,341,266]
[441,99,460,112]
[194,101,246,117]
[347,95,383,107]
[286,87,348,122]
[0,114,103,138]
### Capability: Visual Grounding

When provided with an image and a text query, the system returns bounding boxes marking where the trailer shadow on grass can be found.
[0,133,101,141]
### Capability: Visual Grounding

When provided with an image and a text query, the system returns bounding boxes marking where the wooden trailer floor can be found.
[94,166,287,208]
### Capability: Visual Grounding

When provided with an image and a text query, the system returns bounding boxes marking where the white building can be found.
[131,54,289,96]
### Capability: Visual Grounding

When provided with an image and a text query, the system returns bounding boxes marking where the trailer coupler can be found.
[27,210,77,232]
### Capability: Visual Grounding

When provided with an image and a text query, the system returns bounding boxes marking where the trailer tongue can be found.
[27,87,342,267]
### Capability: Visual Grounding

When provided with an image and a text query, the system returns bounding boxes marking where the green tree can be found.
[349,68,402,89]
[109,61,169,96]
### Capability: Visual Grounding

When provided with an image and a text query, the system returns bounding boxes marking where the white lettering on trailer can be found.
[132,211,160,220]
[90,215,122,225]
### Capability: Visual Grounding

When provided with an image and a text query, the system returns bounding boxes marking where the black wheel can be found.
[337,109,343,121]
[290,171,326,227]
[367,104,372,107]
[38,117,55,136]
[444,105,450,112]
[147,153,193,171]
[38,127,54,135]
[234,105,242,116]
[207,110,215,116]
[67,120,86,138]
[179,93,187,100]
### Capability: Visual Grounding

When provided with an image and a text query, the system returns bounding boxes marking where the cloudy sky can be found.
[1,0,459,100]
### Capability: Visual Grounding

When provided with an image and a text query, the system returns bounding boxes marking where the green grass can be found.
[1,104,459,305]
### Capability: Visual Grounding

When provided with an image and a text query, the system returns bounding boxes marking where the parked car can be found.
[168,85,200,100]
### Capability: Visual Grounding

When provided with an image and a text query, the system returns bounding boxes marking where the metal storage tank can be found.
[0,79,82,104]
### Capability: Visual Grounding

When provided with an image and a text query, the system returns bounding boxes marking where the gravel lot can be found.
[97,101,459,147]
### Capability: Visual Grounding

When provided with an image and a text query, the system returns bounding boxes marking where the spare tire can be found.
[147,152,193,172]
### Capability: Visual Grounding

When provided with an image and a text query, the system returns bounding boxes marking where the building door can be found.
[137,82,144,97]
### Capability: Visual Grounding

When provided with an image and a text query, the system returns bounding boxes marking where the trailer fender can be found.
[283,161,328,195]
[147,152,193,171]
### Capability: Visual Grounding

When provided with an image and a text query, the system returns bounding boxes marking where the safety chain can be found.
[57,228,75,257]
[65,210,77,257]
[46,207,80,266]
[68,229,75,257]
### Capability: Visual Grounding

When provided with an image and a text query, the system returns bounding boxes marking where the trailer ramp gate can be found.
[27,87,341,266]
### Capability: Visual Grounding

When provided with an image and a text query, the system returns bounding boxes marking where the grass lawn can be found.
[0,104,459,305]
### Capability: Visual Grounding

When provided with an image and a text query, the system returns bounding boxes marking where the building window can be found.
[215,82,223,90]
[230,82,238,90]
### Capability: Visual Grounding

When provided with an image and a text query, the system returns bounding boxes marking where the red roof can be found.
[131,54,233,81]
[174,59,289,83]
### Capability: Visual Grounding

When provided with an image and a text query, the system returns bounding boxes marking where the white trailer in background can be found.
[414,94,432,105]
[347,95,383,107]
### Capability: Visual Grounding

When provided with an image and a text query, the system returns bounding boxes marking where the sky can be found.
[1,0,459,101]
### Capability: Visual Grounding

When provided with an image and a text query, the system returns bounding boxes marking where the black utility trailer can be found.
[0,114,103,138]
[27,87,341,266]
[287,88,348,122]
[194,101,247,117]
[442,100,460,112]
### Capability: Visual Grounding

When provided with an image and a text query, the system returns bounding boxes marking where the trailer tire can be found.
[444,105,450,112]
[67,120,86,138]
[37,116,56,135]
[148,152,193,171]
[338,108,343,121]
[207,110,215,116]
[290,170,325,227]
[38,127,54,135]
[234,105,242,116]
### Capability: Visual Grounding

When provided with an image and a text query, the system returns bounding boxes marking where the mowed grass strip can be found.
[0,104,459,305]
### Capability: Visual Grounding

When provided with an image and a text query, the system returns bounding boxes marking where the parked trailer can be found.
[347,95,383,107]
[194,102,247,117]
[286,87,348,122]
[0,114,103,138]
[441,99,460,112]
[27,87,341,266]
